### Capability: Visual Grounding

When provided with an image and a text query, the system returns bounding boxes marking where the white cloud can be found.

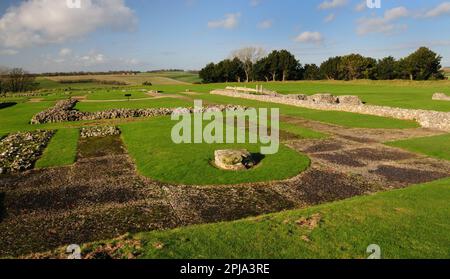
[424,2,450,17]
[324,13,336,23]
[294,31,324,44]
[208,13,240,29]
[250,0,262,7]
[357,6,409,35]
[355,1,366,12]
[258,19,273,29]
[0,49,18,56]
[0,0,136,49]
[59,48,73,57]
[318,0,348,10]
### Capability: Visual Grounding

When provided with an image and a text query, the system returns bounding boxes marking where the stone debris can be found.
[337,95,363,105]
[80,126,121,138]
[214,149,256,171]
[309,93,338,104]
[432,93,450,101]
[0,130,54,174]
[211,89,450,131]
[30,99,249,124]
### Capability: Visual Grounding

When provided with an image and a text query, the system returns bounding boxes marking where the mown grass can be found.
[35,128,80,168]
[151,80,450,112]
[197,93,419,129]
[120,117,310,185]
[386,133,450,161]
[93,178,450,259]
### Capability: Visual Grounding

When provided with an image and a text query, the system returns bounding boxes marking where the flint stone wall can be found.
[433,93,450,101]
[31,99,249,124]
[0,130,54,174]
[80,126,121,138]
[211,89,450,131]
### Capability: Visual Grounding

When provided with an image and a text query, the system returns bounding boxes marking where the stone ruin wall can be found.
[211,89,450,131]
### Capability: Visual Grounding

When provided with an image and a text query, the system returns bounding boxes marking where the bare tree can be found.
[4,68,36,93]
[231,47,266,82]
[0,67,8,95]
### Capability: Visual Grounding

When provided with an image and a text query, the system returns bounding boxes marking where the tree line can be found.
[0,68,37,95]
[199,46,445,83]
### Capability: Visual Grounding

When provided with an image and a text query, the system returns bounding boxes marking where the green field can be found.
[80,178,450,259]
[386,134,450,161]
[36,128,80,168]
[120,117,311,185]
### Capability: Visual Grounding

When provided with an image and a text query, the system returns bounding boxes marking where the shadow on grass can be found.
[0,102,17,110]
[251,153,266,165]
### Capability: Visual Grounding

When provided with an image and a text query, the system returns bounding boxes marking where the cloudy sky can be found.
[0,0,450,73]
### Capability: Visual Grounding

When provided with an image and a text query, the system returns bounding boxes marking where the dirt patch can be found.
[348,148,416,162]
[28,98,44,103]
[163,185,296,225]
[77,135,125,159]
[296,213,321,230]
[274,168,378,206]
[304,142,343,153]
[314,153,367,167]
[339,135,377,144]
[370,165,447,185]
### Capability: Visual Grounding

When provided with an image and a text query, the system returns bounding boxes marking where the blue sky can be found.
[0,0,450,73]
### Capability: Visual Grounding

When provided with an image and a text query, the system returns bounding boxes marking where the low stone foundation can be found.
[211,89,450,131]
[433,93,450,101]
[0,130,54,174]
[80,126,121,138]
[31,99,249,124]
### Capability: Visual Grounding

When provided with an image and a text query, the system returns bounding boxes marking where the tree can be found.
[231,47,266,82]
[303,64,321,80]
[228,58,246,82]
[376,56,398,80]
[401,47,444,80]
[278,50,299,81]
[320,56,341,80]
[339,54,375,80]
[253,57,271,82]
[199,63,217,83]
[265,50,280,81]
[3,68,36,93]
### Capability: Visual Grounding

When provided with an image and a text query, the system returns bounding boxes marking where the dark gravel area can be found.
[304,142,343,153]
[369,165,448,185]
[314,153,367,167]
[348,148,417,161]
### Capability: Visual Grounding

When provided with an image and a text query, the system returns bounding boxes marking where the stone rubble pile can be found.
[80,126,121,138]
[214,149,256,171]
[31,99,249,124]
[432,93,450,101]
[0,130,54,174]
[211,89,450,131]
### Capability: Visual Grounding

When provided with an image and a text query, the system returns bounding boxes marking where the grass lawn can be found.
[75,98,194,112]
[86,177,450,259]
[35,128,80,168]
[151,80,450,112]
[197,92,419,129]
[386,133,450,161]
[120,117,310,185]
[86,89,150,100]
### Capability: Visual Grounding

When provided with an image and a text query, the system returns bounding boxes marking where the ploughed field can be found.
[0,79,449,258]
